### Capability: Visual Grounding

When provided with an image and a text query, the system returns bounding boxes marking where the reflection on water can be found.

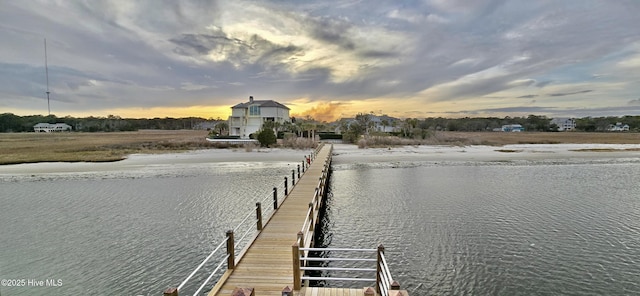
[0,161,297,296]
[322,162,640,295]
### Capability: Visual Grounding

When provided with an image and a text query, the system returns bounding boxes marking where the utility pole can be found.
[44,38,51,115]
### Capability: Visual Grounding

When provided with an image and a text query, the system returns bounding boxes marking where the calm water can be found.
[322,160,640,295]
[1,155,639,295]
[0,160,299,296]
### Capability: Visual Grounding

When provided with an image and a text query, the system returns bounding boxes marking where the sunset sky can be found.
[2,1,640,122]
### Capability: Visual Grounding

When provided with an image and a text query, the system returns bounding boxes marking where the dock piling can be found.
[163,287,178,296]
[308,202,314,231]
[226,230,235,270]
[376,244,385,294]
[292,244,301,290]
[273,187,278,210]
[284,177,288,196]
[256,202,263,231]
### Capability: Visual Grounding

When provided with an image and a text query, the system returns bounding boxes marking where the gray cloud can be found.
[535,80,553,88]
[549,90,593,97]
[2,0,640,117]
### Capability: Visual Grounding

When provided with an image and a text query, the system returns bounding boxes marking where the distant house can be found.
[228,96,290,138]
[501,124,524,132]
[33,123,72,132]
[336,115,400,134]
[551,118,576,131]
[608,122,630,132]
[371,115,400,133]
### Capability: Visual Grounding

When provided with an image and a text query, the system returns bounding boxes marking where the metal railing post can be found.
[377,244,384,295]
[273,187,278,210]
[292,244,301,290]
[256,202,263,231]
[226,230,235,270]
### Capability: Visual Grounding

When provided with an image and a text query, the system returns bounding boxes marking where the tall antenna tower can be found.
[44,38,51,115]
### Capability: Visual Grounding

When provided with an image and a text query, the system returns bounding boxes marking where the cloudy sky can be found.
[2,0,640,121]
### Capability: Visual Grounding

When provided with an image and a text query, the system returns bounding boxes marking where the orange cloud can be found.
[292,102,343,122]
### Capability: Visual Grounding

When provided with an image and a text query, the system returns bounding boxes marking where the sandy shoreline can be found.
[2,143,640,175]
[331,143,640,164]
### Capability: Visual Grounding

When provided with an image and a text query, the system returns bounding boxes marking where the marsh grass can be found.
[0,130,209,165]
[281,136,317,149]
[1,130,638,165]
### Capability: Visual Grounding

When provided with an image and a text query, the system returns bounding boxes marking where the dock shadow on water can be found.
[306,166,334,288]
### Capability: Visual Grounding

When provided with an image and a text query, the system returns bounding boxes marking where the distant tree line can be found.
[0,113,221,133]
[2,113,640,135]
[339,114,640,143]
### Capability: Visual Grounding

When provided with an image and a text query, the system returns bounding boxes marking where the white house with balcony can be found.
[228,96,290,138]
[608,122,630,131]
[551,118,577,131]
[33,123,72,132]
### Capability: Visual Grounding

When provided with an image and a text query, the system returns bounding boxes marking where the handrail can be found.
[191,254,229,296]
[176,238,228,291]
[292,243,403,296]
[167,149,319,296]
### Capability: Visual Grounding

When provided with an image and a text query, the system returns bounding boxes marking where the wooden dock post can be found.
[308,202,314,231]
[376,244,385,295]
[273,187,278,210]
[255,202,263,231]
[297,164,301,178]
[292,170,295,185]
[297,231,304,249]
[163,287,178,296]
[231,287,255,296]
[391,281,400,290]
[292,244,301,290]
[226,230,235,270]
[364,287,376,296]
[284,177,288,196]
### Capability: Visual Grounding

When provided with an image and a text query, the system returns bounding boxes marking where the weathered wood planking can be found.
[300,287,373,296]
[208,145,332,296]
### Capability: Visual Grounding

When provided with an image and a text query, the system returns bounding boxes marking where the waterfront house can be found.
[228,96,290,138]
[501,124,524,132]
[371,115,399,133]
[33,123,72,132]
[551,118,577,131]
[608,122,630,132]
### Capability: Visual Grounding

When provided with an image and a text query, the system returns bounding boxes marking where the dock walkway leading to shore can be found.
[164,144,408,296]
[207,144,333,296]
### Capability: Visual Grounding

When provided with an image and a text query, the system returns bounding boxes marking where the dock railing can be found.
[290,145,406,295]
[292,244,404,296]
[163,146,322,296]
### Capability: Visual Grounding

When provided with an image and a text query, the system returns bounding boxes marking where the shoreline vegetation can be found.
[1,130,639,165]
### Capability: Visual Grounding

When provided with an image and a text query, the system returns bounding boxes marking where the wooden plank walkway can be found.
[300,287,368,296]
[208,145,333,296]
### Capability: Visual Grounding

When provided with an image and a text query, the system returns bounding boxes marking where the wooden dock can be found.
[207,144,333,296]
[164,143,408,296]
